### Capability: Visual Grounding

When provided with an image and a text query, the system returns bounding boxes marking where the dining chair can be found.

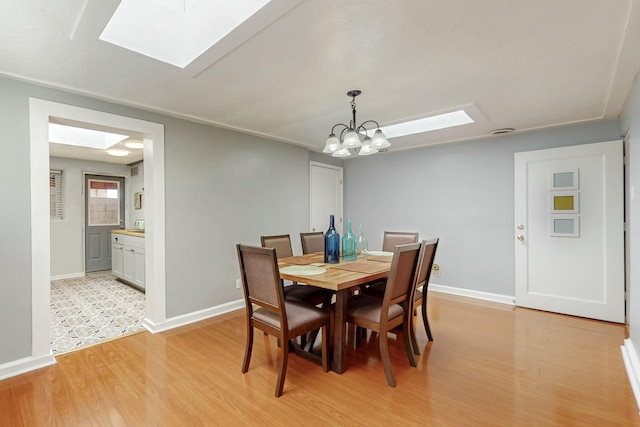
[260,234,332,306]
[300,231,324,254]
[346,242,421,387]
[260,234,294,258]
[382,231,419,252]
[359,231,419,295]
[409,238,439,353]
[236,244,330,397]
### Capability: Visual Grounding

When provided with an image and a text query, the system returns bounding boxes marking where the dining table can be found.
[278,252,393,374]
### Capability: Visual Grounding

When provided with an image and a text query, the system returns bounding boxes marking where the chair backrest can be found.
[260,234,293,259]
[382,231,419,252]
[382,242,421,313]
[300,231,324,254]
[414,238,439,292]
[236,244,286,323]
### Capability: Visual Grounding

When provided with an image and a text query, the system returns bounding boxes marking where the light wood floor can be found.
[1,292,638,426]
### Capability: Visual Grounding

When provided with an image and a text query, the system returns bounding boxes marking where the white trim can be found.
[0,354,56,381]
[29,99,166,364]
[142,299,244,334]
[429,283,515,305]
[621,338,640,414]
[50,272,85,281]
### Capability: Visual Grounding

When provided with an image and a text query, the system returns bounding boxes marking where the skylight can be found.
[379,110,474,139]
[48,123,129,149]
[99,0,272,68]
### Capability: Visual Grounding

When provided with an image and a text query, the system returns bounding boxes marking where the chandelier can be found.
[323,90,390,157]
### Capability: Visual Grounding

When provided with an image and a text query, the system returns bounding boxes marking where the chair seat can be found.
[284,284,333,306]
[347,295,404,324]
[253,302,330,332]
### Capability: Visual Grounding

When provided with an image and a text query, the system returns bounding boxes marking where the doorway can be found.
[29,98,166,361]
[310,162,344,234]
[514,140,624,323]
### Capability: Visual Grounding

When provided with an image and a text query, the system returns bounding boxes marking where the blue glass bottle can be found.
[324,214,340,264]
[342,219,357,261]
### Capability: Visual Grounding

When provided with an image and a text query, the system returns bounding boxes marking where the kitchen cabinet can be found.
[112,232,145,290]
[112,234,124,278]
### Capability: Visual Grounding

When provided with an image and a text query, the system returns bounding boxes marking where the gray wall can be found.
[620,74,640,354]
[343,120,622,297]
[0,77,33,362]
[163,119,309,317]
[0,75,312,363]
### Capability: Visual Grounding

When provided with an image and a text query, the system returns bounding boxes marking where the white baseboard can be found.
[143,299,245,334]
[621,338,640,414]
[429,283,515,305]
[50,272,85,281]
[0,353,56,381]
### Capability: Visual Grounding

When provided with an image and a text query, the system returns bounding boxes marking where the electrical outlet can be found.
[432,263,441,277]
[235,279,242,289]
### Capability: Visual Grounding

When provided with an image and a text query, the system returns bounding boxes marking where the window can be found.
[87,179,120,226]
[50,170,62,220]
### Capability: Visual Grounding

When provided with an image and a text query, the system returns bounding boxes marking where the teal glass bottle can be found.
[342,219,357,261]
[324,214,340,264]
[356,223,368,256]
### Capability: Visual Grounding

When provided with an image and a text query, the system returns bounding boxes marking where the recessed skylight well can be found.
[379,110,474,139]
[99,0,272,68]
[48,123,129,149]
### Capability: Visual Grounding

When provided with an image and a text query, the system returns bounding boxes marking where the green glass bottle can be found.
[342,219,357,261]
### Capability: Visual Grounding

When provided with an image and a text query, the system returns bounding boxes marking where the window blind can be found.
[50,170,62,220]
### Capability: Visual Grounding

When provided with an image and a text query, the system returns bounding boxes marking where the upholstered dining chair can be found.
[300,231,324,254]
[382,231,419,252]
[409,238,439,354]
[359,231,419,295]
[346,242,421,387]
[236,244,330,397]
[260,234,332,306]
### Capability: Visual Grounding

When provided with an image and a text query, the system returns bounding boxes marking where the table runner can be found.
[367,255,393,263]
[279,254,324,265]
[329,260,389,274]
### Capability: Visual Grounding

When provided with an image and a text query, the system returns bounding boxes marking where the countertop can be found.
[112,229,145,238]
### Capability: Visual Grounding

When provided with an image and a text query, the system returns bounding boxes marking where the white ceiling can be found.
[3,0,640,160]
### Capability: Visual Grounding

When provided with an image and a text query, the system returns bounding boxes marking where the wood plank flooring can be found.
[1,292,638,426]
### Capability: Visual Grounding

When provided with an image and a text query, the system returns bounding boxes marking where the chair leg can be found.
[275,335,289,397]
[410,304,421,355]
[242,326,254,373]
[422,302,433,341]
[403,320,417,367]
[378,330,396,387]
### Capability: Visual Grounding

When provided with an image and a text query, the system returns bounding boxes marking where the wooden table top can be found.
[278,253,390,291]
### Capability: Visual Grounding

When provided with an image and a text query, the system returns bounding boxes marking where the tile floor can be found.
[50,273,145,353]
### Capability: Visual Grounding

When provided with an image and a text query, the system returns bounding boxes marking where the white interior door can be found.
[310,162,343,235]
[514,140,624,323]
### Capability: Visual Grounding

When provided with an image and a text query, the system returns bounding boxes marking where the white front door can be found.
[514,140,624,323]
[310,162,343,235]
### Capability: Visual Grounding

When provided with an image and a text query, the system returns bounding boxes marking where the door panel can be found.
[514,140,624,323]
[85,174,125,272]
[310,162,343,235]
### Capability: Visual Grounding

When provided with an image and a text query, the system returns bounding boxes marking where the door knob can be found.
[517,224,524,230]
[517,235,525,241]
